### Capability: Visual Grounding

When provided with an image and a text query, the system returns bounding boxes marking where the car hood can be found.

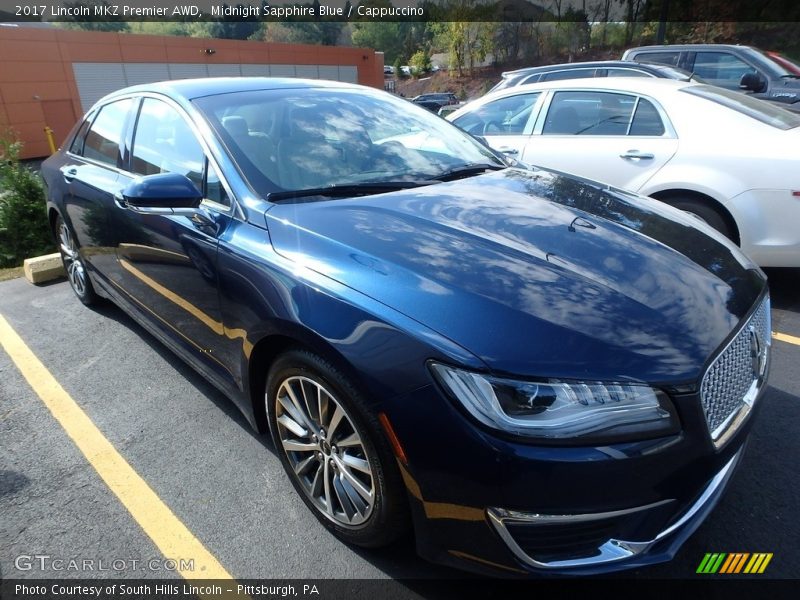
[265,168,765,383]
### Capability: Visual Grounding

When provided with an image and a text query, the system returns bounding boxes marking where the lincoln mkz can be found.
[41,78,771,576]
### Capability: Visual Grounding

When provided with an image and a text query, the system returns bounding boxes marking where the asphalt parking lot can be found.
[1,268,799,584]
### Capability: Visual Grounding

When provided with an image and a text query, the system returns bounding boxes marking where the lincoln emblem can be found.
[749,326,767,379]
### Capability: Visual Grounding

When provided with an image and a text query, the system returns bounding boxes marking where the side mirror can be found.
[122,173,203,209]
[739,71,767,93]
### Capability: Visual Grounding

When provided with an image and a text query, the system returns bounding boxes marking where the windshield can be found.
[681,84,800,129]
[193,87,504,197]
[489,73,527,93]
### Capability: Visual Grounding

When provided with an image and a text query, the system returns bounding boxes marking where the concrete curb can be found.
[24,253,65,284]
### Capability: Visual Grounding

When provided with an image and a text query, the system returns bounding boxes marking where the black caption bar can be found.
[2,0,800,23]
[3,579,800,600]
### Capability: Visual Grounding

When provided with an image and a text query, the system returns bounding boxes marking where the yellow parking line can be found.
[0,313,234,582]
[773,331,800,347]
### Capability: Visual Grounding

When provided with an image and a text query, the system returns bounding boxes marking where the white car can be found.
[447,78,800,267]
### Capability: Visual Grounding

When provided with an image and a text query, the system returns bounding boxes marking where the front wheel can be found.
[56,215,98,306]
[266,349,408,547]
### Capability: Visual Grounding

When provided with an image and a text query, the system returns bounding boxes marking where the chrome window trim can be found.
[624,96,640,135]
[67,92,244,222]
[488,450,741,570]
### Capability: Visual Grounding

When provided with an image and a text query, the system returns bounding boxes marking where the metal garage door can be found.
[72,62,362,111]
[72,63,128,112]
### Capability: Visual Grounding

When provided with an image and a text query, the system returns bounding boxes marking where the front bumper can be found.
[487,449,741,573]
[383,379,763,577]
[382,291,769,576]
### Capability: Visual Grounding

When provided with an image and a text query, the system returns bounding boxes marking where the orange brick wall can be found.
[0,26,384,159]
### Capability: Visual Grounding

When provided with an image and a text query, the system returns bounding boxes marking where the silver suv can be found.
[623,44,800,111]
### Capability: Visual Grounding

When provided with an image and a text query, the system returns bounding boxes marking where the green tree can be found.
[409,50,432,76]
[128,22,194,37]
[0,134,54,268]
[430,21,495,76]
[261,21,344,45]
[352,20,430,64]
[562,7,591,58]
[393,57,405,78]
[352,22,406,63]
[203,4,262,40]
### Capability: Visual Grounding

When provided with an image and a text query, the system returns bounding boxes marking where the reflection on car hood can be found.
[265,168,765,383]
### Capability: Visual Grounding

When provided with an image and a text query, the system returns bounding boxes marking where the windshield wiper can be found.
[780,74,800,79]
[427,162,506,182]
[267,181,431,202]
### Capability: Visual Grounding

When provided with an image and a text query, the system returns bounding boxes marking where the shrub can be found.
[394,56,408,79]
[409,50,432,77]
[0,133,55,268]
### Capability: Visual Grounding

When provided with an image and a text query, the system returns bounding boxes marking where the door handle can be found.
[62,167,78,182]
[620,150,654,160]
[497,147,519,155]
[114,191,127,209]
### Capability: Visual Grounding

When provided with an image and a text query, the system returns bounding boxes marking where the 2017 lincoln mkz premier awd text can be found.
[41,78,771,577]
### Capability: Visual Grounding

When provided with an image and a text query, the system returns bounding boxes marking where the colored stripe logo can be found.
[697,553,773,574]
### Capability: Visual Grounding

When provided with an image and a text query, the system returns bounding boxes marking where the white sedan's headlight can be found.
[430,363,680,443]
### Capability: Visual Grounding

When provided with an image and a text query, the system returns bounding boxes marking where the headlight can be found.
[429,363,679,443]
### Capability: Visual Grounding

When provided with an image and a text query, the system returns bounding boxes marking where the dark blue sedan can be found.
[41,78,771,576]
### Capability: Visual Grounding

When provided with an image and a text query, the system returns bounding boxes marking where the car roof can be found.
[489,77,696,97]
[99,77,363,103]
[450,78,697,121]
[626,44,754,52]
[502,60,667,77]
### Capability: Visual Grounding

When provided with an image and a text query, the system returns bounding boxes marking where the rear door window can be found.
[542,91,636,135]
[68,111,95,156]
[606,68,653,78]
[629,98,666,135]
[633,52,680,66]
[541,68,599,82]
[81,99,134,167]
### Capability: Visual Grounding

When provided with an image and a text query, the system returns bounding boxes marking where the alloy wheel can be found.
[274,375,375,527]
[58,220,87,297]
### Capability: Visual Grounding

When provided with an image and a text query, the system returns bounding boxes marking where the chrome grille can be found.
[700,295,770,446]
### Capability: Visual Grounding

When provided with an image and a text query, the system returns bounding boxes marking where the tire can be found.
[55,214,98,306]
[661,196,734,242]
[266,349,408,548]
